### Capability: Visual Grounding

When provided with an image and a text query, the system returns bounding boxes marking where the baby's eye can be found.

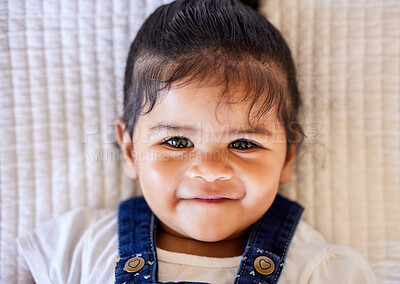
[229,139,260,150]
[162,136,194,149]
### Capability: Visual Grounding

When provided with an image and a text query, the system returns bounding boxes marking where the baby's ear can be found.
[279,142,297,184]
[114,118,137,179]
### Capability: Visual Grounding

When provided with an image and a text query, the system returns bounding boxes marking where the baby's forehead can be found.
[132,81,286,143]
[156,80,277,115]
[142,94,280,134]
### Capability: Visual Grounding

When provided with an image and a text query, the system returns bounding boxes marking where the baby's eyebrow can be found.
[149,124,196,133]
[228,129,272,136]
[148,124,272,136]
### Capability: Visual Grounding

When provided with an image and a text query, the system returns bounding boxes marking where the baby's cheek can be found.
[242,169,280,204]
[244,162,281,185]
[140,154,188,191]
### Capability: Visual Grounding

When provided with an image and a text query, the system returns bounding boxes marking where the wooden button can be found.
[254,256,275,275]
[124,256,145,273]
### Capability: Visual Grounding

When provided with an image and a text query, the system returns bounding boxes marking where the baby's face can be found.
[123,82,294,242]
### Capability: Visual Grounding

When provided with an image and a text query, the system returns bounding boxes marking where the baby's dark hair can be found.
[122,0,303,145]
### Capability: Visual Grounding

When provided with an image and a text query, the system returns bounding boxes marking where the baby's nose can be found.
[185,152,234,182]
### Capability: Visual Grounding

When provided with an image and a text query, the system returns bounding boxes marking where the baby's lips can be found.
[193,194,233,200]
[182,192,245,200]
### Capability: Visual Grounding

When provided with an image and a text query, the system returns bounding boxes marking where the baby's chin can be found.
[187,231,231,243]
[181,221,249,243]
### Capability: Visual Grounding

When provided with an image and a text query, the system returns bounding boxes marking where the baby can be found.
[18,0,377,283]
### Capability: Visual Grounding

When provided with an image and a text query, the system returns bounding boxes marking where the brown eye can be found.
[163,137,194,148]
[229,139,260,150]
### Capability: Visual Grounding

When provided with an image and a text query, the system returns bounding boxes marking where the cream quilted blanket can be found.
[0,0,399,283]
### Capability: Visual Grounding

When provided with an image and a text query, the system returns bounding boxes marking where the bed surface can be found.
[0,0,399,282]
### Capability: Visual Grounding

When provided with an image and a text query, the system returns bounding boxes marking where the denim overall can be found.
[115,194,303,284]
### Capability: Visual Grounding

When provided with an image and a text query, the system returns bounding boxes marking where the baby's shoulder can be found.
[280,221,377,283]
[18,206,118,283]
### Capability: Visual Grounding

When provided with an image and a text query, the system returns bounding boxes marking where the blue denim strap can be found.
[234,194,304,284]
[115,197,159,283]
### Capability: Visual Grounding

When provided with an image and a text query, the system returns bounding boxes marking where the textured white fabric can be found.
[17,206,377,284]
[1,0,399,283]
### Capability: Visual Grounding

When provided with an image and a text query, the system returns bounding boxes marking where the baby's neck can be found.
[155,223,250,258]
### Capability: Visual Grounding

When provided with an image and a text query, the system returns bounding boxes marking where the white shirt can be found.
[17,206,377,284]
[157,247,243,283]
